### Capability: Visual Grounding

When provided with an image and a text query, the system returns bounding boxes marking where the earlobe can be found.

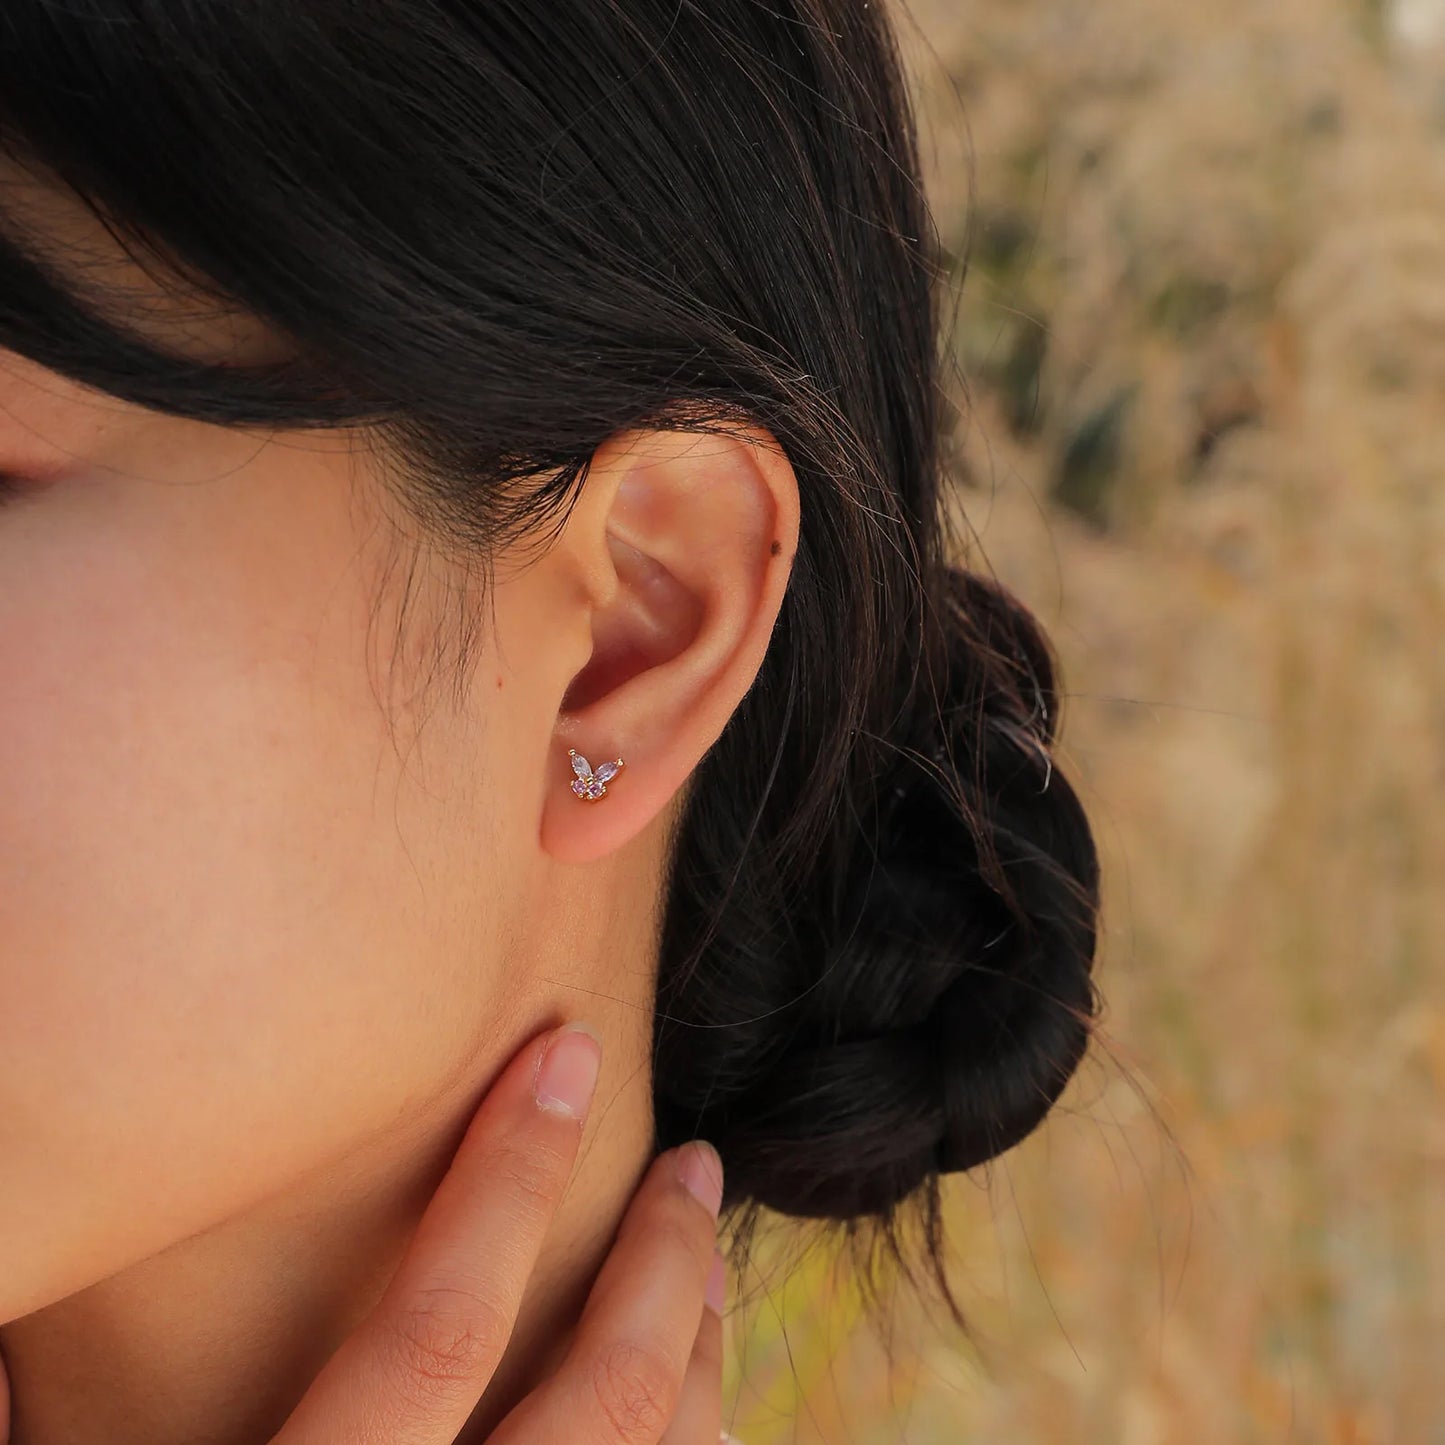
[538,423,799,867]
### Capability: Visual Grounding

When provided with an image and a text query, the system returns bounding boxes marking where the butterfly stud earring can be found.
[568,748,625,802]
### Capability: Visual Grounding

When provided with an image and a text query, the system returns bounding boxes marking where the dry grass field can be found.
[719,1,1445,1440]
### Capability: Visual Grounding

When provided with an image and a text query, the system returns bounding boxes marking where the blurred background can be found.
[720,0,1445,1440]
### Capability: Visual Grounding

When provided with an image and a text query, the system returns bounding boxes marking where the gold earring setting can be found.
[568,748,625,802]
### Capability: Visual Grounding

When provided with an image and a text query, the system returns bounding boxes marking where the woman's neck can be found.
[0,991,657,1445]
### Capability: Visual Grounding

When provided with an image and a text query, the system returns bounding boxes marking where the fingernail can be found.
[676,1139,724,1218]
[533,1023,602,1119]
[704,1248,727,1315]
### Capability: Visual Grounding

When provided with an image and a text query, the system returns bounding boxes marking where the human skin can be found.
[0,164,800,1445]
[0,1021,731,1444]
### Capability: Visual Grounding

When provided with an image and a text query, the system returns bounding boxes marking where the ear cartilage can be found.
[568,748,626,802]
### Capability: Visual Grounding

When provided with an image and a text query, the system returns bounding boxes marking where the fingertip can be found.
[532,1021,602,1120]
[674,1140,724,1219]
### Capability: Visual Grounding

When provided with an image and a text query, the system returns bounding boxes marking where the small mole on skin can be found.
[770,539,782,556]
[495,674,504,689]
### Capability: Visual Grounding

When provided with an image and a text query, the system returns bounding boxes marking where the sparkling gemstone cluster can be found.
[569,750,624,801]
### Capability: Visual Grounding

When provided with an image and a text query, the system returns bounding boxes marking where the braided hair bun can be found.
[654,563,1101,1222]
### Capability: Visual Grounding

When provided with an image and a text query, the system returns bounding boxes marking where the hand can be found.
[278,1020,729,1445]
[0,1022,730,1445]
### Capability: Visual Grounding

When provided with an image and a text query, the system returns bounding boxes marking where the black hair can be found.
[0,0,1101,1305]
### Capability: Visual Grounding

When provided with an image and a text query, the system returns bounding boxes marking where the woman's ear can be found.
[538,423,799,865]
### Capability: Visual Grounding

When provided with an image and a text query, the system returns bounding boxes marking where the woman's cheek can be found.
[0,450,507,1320]
[0,572,442,1320]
